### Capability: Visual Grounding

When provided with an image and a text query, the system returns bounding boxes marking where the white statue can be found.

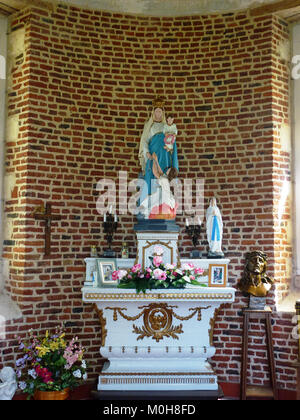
[206,197,224,258]
[0,367,17,400]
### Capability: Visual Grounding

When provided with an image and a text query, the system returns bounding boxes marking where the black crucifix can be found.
[34,202,62,257]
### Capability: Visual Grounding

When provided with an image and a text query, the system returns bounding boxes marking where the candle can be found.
[186,218,189,227]
[109,205,113,214]
[104,213,107,222]
[114,214,118,222]
[197,217,202,226]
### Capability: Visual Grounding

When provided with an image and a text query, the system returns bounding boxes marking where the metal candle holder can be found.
[102,213,118,257]
[185,222,202,258]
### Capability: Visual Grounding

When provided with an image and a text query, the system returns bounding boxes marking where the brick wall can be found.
[1,4,297,394]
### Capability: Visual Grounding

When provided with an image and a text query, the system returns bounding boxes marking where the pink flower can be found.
[112,271,119,281]
[131,264,141,273]
[159,272,167,281]
[63,337,84,370]
[153,256,163,267]
[190,276,195,281]
[153,268,164,280]
[35,365,53,383]
[195,268,204,275]
[112,270,128,281]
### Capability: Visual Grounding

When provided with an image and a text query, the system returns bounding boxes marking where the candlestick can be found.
[185,221,202,259]
[102,213,118,258]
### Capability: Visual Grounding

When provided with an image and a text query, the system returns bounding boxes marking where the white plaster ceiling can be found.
[50,0,280,16]
[0,0,281,16]
[0,0,299,19]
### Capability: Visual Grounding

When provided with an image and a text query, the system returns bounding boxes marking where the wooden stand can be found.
[240,308,278,400]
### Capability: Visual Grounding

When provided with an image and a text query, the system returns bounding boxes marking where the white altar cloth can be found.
[82,286,235,391]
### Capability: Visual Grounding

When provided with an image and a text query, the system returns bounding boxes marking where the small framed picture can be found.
[208,264,227,287]
[96,258,118,287]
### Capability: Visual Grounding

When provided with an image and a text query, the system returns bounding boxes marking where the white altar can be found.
[82,258,235,393]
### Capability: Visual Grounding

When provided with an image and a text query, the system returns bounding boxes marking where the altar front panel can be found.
[82,287,235,391]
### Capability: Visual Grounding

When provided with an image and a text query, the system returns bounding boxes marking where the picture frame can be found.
[96,258,118,287]
[208,263,227,287]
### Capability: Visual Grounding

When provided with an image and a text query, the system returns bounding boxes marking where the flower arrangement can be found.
[15,326,87,399]
[113,245,207,293]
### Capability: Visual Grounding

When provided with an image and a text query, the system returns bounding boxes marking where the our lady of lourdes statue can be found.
[206,197,224,258]
[138,98,179,220]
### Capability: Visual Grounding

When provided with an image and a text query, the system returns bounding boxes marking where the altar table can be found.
[82,285,235,393]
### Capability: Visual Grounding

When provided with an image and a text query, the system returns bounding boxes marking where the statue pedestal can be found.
[134,219,180,269]
[82,287,235,392]
[135,231,180,269]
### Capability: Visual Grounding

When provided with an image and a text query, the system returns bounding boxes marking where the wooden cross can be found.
[34,202,62,257]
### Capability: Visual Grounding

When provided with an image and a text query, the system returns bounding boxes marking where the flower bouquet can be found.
[16,326,87,399]
[113,246,207,293]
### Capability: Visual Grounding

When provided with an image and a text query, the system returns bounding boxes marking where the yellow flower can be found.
[49,341,59,351]
[36,346,50,357]
[59,338,66,348]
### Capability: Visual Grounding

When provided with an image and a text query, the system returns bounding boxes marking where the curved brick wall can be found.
[1,3,296,396]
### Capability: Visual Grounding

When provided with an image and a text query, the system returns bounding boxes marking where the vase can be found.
[34,388,69,400]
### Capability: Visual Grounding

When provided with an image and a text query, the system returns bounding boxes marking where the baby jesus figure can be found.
[163,115,177,152]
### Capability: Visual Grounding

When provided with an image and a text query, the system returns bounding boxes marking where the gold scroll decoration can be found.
[94,304,107,347]
[106,303,210,343]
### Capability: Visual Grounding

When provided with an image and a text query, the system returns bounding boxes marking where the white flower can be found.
[182,263,195,271]
[165,263,175,270]
[118,270,128,280]
[153,245,164,256]
[81,360,86,369]
[73,369,82,378]
[19,381,27,390]
[83,373,88,381]
[28,369,37,379]
[183,276,191,283]
[175,269,183,275]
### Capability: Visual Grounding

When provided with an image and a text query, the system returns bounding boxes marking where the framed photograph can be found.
[208,264,227,287]
[96,258,118,287]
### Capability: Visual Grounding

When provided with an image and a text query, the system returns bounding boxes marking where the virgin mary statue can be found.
[206,197,224,257]
[138,98,179,220]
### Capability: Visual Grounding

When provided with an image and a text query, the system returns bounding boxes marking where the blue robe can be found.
[139,132,179,213]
